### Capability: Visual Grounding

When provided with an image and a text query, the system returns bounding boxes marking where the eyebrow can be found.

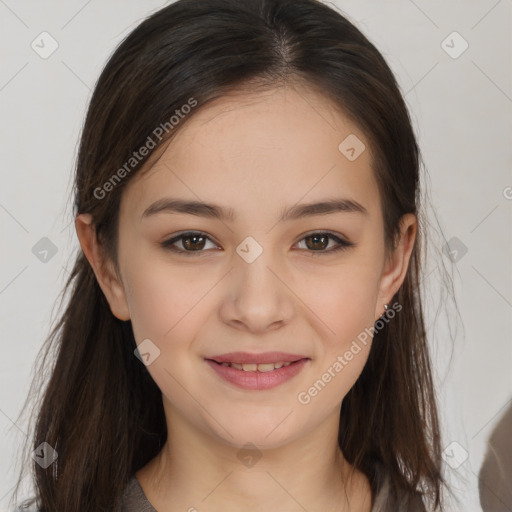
[141,197,368,222]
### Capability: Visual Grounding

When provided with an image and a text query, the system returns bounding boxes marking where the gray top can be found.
[119,463,426,512]
[15,461,426,511]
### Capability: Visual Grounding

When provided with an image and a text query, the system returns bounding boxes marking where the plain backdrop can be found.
[1,1,511,510]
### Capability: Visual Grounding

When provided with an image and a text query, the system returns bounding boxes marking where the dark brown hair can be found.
[11,0,455,510]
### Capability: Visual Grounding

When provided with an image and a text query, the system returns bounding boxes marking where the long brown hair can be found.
[11,0,455,509]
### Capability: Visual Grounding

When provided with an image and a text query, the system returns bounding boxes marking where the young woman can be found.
[13,0,452,510]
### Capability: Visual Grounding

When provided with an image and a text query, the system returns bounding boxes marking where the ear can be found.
[75,213,131,321]
[375,213,417,320]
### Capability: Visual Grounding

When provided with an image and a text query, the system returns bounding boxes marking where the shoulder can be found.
[11,476,155,512]
[370,461,427,512]
[118,474,157,512]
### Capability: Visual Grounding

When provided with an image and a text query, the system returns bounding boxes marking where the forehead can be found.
[121,84,381,223]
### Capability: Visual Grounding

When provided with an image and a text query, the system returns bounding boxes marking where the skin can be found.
[76,82,416,512]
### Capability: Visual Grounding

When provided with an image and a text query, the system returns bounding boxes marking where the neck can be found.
[136,404,372,512]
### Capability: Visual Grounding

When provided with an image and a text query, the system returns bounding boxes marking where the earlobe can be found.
[375,213,417,319]
[74,214,131,321]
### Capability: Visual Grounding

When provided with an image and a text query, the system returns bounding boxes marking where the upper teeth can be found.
[221,361,293,372]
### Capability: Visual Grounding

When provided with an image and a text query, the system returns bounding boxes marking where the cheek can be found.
[123,257,210,343]
[295,264,379,400]
[122,261,211,408]
[299,261,380,343]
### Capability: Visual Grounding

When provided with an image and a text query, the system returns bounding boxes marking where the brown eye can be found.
[161,230,354,258]
[161,231,218,256]
[181,234,207,251]
[296,232,354,255]
[304,234,330,251]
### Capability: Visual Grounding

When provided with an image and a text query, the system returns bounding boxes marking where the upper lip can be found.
[206,352,309,364]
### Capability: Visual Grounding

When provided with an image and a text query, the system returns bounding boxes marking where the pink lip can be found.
[205,358,310,390]
[206,351,308,364]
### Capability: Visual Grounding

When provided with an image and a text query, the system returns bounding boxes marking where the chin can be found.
[207,413,304,451]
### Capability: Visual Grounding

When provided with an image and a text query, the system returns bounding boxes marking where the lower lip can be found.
[205,359,310,390]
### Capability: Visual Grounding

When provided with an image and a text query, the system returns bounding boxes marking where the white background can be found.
[0,1,511,510]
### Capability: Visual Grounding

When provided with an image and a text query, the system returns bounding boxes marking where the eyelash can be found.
[160,231,355,257]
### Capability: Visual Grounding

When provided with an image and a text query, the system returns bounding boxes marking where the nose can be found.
[218,250,296,334]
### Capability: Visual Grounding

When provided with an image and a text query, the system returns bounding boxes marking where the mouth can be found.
[206,359,305,372]
[206,351,309,365]
[204,353,311,390]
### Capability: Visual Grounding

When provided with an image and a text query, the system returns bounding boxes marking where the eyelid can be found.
[160,230,354,256]
[160,230,219,256]
[295,230,354,256]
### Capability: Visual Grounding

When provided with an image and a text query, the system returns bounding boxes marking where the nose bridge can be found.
[235,234,280,301]
[221,234,294,331]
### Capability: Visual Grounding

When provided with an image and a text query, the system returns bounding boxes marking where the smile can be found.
[217,361,293,371]
[205,358,310,390]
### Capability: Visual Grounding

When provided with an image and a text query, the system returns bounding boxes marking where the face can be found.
[86,84,413,450]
